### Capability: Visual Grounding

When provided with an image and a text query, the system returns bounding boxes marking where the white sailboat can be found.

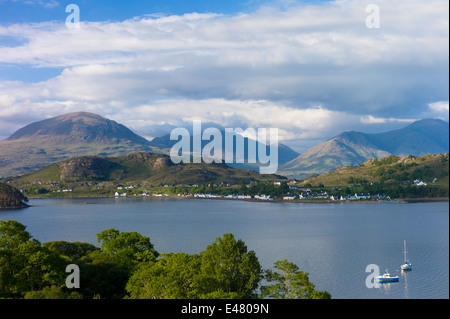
[401,240,412,271]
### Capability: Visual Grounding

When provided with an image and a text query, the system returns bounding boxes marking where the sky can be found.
[0,0,448,152]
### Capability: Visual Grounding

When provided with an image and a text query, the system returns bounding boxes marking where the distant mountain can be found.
[6,112,151,145]
[149,130,299,171]
[279,119,449,178]
[0,112,157,177]
[9,152,285,189]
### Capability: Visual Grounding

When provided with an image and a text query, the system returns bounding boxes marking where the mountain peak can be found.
[280,118,449,178]
[6,112,150,146]
[0,112,154,177]
[53,111,108,122]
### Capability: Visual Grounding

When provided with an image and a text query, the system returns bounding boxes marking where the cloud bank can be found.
[0,0,448,151]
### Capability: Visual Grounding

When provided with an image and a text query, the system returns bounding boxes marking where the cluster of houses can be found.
[193,193,221,199]
[193,193,274,200]
[190,192,390,201]
[51,188,73,193]
[254,194,275,200]
[115,191,170,197]
[282,192,390,201]
[112,181,390,202]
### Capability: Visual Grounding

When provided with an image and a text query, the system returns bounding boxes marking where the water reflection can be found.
[377,269,401,295]
[401,269,411,299]
[379,282,396,294]
[377,269,412,297]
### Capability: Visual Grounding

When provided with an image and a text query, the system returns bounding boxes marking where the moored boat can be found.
[401,240,412,271]
[376,270,399,283]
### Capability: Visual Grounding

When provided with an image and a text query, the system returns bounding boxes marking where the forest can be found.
[0,220,330,300]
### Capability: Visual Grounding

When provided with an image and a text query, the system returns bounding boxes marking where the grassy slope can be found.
[302,153,449,190]
[8,152,284,190]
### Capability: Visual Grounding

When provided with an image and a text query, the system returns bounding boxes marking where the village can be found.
[112,181,392,202]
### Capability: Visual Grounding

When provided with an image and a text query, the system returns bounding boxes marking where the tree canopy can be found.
[0,220,331,299]
[261,259,330,299]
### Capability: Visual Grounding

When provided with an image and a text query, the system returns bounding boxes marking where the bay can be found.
[0,197,448,299]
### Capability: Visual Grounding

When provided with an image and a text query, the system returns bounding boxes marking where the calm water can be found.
[1,197,448,299]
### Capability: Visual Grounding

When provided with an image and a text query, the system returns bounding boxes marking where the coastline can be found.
[0,204,29,210]
[23,194,449,204]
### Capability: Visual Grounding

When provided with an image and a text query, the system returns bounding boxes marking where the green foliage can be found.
[347,176,368,185]
[0,220,66,298]
[96,228,159,269]
[77,250,131,299]
[1,221,328,299]
[126,253,201,299]
[126,234,263,299]
[0,220,32,248]
[24,285,83,299]
[43,241,99,261]
[261,259,331,299]
[198,233,262,298]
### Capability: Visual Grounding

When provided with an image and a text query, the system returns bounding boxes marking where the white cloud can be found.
[0,0,448,148]
[360,115,417,125]
[4,0,59,9]
[427,101,449,121]
[429,101,449,113]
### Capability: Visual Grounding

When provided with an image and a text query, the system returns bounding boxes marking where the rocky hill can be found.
[8,152,285,191]
[0,182,29,209]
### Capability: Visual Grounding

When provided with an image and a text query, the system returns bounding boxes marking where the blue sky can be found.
[0,0,448,151]
[0,0,328,23]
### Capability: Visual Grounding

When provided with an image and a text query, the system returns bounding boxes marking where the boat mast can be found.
[403,240,408,263]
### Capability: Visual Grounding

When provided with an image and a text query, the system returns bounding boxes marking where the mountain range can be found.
[0,112,299,177]
[279,119,449,178]
[0,112,448,179]
[148,129,300,171]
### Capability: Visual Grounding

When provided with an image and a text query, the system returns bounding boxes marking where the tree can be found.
[77,250,130,299]
[0,220,66,298]
[0,220,32,249]
[126,253,201,299]
[198,233,262,298]
[261,259,331,299]
[96,228,159,269]
[125,234,263,299]
[43,241,99,261]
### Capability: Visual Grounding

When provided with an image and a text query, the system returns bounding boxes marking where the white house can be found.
[414,180,427,186]
[254,194,274,200]
[355,193,370,200]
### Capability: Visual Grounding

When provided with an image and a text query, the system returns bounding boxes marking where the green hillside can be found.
[6,152,285,196]
[301,153,449,198]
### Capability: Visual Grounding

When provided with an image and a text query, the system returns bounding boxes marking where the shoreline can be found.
[23,194,449,205]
